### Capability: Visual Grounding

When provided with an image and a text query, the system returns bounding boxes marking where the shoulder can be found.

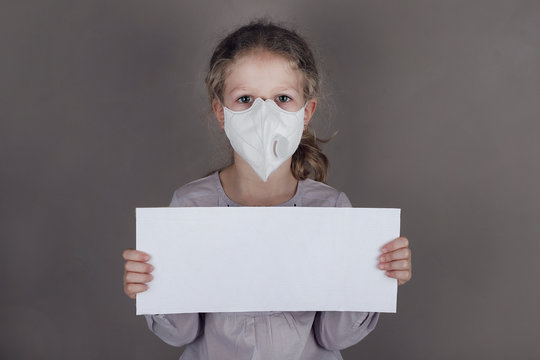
[169,172,219,207]
[301,178,352,207]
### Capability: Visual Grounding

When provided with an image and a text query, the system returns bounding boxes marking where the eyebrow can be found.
[228,86,299,95]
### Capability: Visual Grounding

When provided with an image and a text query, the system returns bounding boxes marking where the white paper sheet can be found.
[136,207,400,315]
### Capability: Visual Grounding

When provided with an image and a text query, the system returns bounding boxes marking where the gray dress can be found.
[144,170,380,360]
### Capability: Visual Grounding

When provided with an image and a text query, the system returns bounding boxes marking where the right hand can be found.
[122,248,154,299]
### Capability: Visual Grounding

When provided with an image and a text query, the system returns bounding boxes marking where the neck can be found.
[219,153,299,206]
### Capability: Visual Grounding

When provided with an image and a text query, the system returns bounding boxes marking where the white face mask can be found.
[223,97,308,182]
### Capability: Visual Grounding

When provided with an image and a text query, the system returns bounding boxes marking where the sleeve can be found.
[312,191,381,351]
[313,311,380,351]
[143,313,204,347]
[142,190,205,347]
[335,191,352,207]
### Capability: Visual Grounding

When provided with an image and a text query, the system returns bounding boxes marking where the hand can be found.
[122,249,154,299]
[378,236,412,285]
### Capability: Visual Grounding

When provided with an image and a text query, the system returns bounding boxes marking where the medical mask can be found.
[223,97,308,182]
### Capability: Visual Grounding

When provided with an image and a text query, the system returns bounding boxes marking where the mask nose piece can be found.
[273,135,289,158]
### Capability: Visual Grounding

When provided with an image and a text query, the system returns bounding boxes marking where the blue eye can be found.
[276,95,291,103]
[238,96,251,103]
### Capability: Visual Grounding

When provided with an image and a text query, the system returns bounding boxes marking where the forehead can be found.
[225,50,303,93]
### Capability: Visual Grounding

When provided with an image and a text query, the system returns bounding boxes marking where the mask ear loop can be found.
[301,100,309,131]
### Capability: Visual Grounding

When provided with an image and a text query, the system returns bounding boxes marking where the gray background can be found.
[2,1,539,359]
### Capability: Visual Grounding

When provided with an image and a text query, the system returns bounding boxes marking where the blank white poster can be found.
[136,207,400,315]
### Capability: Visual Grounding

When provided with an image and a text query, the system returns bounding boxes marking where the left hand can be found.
[378,236,412,285]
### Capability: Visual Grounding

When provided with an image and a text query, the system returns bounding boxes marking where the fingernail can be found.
[150,265,154,270]
[144,255,150,260]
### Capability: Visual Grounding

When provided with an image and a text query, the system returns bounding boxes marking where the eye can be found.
[237,95,251,104]
[276,95,292,103]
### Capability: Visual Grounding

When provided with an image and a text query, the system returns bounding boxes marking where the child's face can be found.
[212,49,317,130]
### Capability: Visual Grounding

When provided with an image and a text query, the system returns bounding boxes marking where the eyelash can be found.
[237,95,292,103]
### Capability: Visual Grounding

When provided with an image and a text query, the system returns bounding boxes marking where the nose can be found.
[254,97,276,106]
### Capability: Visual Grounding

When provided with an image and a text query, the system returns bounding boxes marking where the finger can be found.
[378,259,409,271]
[124,260,154,274]
[122,249,150,261]
[123,284,136,299]
[126,272,153,284]
[379,247,410,262]
[126,283,148,295]
[381,236,409,253]
[385,270,411,282]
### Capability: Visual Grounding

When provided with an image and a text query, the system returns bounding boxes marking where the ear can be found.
[212,98,225,130]
[303,99,317,129]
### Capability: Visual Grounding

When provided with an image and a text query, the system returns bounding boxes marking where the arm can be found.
[144,313,204,347]
[312,191,380,350]
[313,311,379,351]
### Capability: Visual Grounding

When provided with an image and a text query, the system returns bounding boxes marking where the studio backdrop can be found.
[1,1,539,359]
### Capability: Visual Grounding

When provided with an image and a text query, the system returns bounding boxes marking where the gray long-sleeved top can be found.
[144,170,380,360]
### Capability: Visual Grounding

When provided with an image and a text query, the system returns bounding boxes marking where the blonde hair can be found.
[204,18,337,183]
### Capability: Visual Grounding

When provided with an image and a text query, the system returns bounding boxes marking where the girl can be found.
[122,19,412,360]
